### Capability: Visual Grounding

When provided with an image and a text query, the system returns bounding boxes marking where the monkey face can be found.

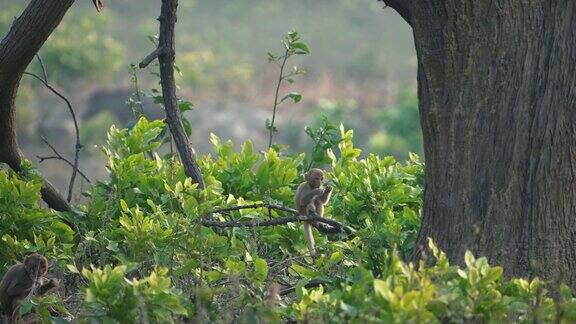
[24,254,48,278]
[39,261,47,276]
[306,169,324,189]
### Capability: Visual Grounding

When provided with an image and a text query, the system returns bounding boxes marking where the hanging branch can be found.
[140,0,205,189]
[199,203,353,235]
[24,64,84,202]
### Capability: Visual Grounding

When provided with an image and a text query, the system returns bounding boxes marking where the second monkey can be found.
[294,168,333,256]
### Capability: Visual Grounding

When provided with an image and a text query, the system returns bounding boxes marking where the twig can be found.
[267,48,289,149]
[23,70,83,202]
[35,54,48,82]
[36,144,92,183]
[279,278,331,296]
[139,46,163,68]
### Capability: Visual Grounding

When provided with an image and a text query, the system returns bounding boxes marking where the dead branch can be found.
[199,203,353,235]
[139,47,163,68]
[23,70,84,202]
[36,136,91,183]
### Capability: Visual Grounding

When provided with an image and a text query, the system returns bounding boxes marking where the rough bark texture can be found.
[401,1,576,290]
[158,0,206,189]
[0,0,74,211]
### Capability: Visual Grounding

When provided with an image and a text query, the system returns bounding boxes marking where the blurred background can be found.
[0,0,418,197]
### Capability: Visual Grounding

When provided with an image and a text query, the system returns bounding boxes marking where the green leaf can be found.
[253,258,269,283]
[182,117,192,136]
[281,92,302,104]
[291,42,310,54]
[19,299,34,315]
[178,100,193,113]
[464,250,475,268]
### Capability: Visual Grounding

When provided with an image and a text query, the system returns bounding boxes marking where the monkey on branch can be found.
[295,168,333,257]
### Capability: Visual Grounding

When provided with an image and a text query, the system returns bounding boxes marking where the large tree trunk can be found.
[385,1,576,289]
[0,0,75,211]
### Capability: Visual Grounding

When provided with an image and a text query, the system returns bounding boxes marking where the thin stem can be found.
[23,71,83,202]
[129,66,145,118]
[35,54,48,82]
[267,48,290,149]
[36,154,91,183]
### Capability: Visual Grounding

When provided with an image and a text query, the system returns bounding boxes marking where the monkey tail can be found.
[303,221,316,257]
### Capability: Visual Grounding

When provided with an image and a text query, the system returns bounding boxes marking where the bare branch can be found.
[35,54,48,82]
[199,203,353,235]
[139,46,163,69]
[24,71,84,202]
[36,135,91,183]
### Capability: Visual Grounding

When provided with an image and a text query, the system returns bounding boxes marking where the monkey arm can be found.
[299,188,324,210]
[36,279,58,296]
[317,186,333,204]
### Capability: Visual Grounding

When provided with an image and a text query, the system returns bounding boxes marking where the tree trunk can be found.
[157,0,205,189]
[385,1,576,290]
[0,0,74,211]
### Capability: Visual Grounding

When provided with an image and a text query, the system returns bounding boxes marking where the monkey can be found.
[295,168,333,257]
[0,253,59,321]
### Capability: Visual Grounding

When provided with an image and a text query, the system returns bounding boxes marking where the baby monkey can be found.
[0,253,59,320]
[295,168,333,256]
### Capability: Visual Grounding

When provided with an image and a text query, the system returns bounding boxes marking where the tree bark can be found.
[0,0,74,212]
[400,1,576,290]
[158,0,206,189]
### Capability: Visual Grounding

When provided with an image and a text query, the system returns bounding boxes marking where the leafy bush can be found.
[1,117,575,323]
[0,166,74,269]
[78,265,187,323]
[291,239,576,323]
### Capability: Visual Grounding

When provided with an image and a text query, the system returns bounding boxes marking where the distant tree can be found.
[383,0,576,290]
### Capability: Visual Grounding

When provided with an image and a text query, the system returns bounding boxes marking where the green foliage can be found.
[330,126,423,267]
[0,169,73,270]
[290,240,576,323]
[78,265,187,323]
[21,294,71,323]
[2,117,575,322]
[304,116,342,169]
